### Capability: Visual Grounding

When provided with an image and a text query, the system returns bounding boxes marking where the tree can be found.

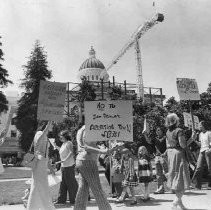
[195,89,211,127]
[77,77,96,102]
[108,86,122,100]
[131,101,167,154]
[0,36,12,113]
[164,84,211,129]
[16,40,52,151]
[207,82,211,94]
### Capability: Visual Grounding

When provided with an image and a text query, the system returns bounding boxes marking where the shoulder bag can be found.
[22,141,36,168]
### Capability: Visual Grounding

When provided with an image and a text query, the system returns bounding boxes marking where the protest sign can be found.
[176,78,200,101]
[183,112,200,130]
[84,100,133,142]
[48,138,56,148]
[37,81,66,122]
[142,117,150,134]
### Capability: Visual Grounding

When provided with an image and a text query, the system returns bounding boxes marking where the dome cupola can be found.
[79,46,105,71]
[77,47,109,82]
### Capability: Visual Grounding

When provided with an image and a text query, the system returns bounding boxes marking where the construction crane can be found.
[106,13,164,100]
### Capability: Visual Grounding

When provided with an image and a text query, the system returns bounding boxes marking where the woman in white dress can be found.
[27,121,55,210]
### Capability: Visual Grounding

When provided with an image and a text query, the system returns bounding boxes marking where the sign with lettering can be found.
[37,81,66,122]
[183,112,200,130]
[176,78,200,101]
[84,100,133,142]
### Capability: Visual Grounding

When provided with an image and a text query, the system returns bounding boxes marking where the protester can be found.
[116,148,138,205]
[27,121,55,210]
[74,118,122,210]
[137,146,153,201]
[111,149,124,198]
[54,130,78,205]
[154,127,168,194]
[192,121,211,190]
[165,113,190,210]
[141,131,156,155]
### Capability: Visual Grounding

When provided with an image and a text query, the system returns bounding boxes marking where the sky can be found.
[0,0,211,100]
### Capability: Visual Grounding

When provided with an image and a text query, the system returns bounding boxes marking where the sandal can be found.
[142,196,150,202]
[154,190,165,194]
[130,200,137,205]
[115,198,124,203]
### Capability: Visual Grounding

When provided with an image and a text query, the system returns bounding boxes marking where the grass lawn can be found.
[0,176,158,206]
[0,166,158,206]
[0,166,32,179]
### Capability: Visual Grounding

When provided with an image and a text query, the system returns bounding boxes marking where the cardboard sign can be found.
[176,78,200,101]
[84,100,133,142]
[183,112,200,130]
[37,81,66,122]
[142,118,150,134]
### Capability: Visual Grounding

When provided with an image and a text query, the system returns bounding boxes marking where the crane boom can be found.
[106,13,164,71]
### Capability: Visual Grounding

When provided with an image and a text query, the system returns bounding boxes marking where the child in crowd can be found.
[111,149,124,198]
[116,148,138,205]
[138,146,153,201]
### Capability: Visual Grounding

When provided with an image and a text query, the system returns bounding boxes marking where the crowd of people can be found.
[1,112,211,210]
[1,155,22,166]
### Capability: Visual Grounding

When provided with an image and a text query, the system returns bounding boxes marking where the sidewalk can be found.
[0,189,211,210]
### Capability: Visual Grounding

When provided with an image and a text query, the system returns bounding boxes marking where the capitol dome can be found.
[77,47,109,82]
[79,47,105,70]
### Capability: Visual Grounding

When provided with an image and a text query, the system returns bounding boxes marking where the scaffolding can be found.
[64,78,165,117]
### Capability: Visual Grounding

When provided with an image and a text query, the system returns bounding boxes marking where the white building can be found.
[0,95,22,155]
[77,47,109,82]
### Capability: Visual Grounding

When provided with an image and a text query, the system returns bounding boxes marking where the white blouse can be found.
[199,131,211,152]
[59,141,74,167]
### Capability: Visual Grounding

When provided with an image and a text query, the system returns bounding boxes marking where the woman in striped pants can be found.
[74,123,122,210]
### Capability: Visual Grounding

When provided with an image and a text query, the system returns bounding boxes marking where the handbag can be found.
[22,142,36,168]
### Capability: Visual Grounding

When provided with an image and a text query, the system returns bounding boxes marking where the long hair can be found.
[156,126,165,135]
[138,146,148,158]
[121,148,132,160]
[200,121,209,131]
[78,115,85,130]
[165,113,179,129]
[60,130,71,141]
[36,121,48,131]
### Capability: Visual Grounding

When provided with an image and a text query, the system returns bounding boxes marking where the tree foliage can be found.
[108,86,122,100]
[16,40,52,151]
[0,36,12,114]
[0,93,8,114]
[77,77,96,102]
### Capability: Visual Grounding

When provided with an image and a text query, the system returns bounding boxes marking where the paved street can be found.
[1,167,211,210]
[0,188,211,210]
